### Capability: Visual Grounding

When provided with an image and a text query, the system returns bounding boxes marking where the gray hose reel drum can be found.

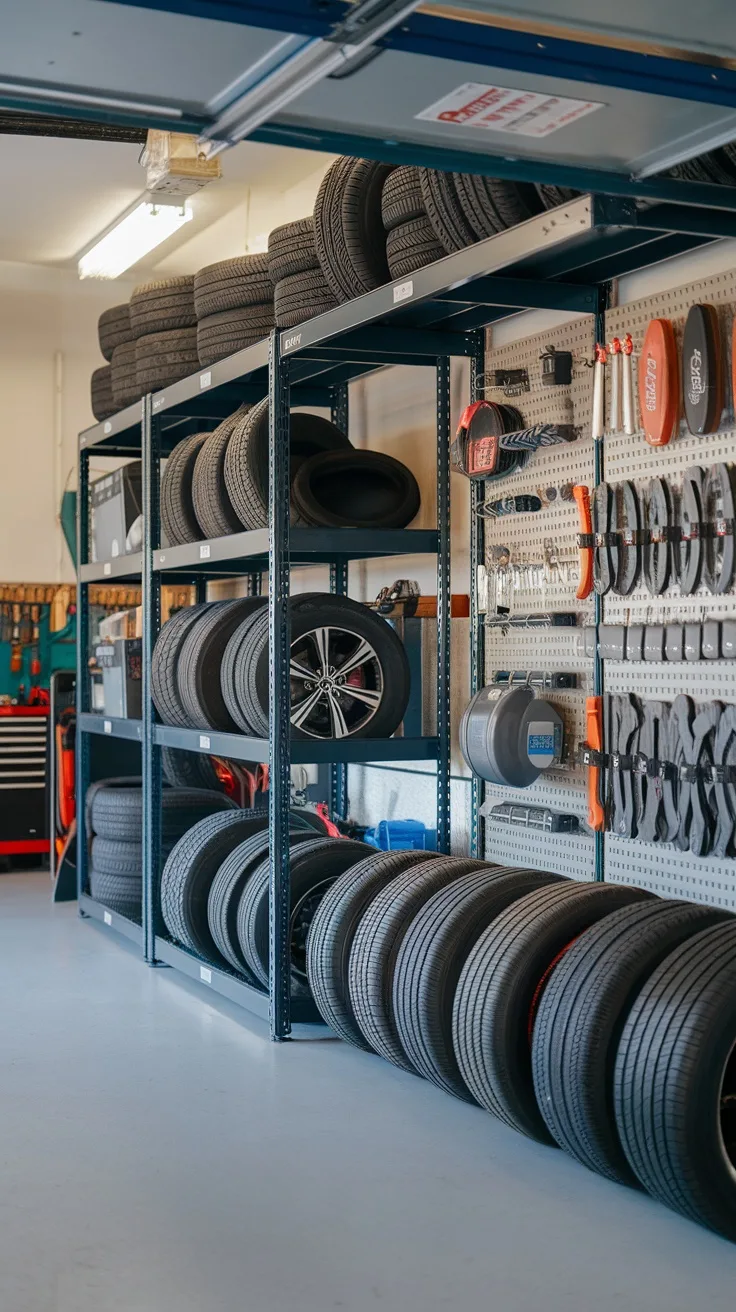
[459,684,564,787]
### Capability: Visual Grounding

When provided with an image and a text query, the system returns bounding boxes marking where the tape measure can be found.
[460,684,564,787]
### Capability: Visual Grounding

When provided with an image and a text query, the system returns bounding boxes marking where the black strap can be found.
[637,700,666,842]
[592,482,614,595]
[679,467,705,595]
[702,462,736,595]
[643,477,674,596]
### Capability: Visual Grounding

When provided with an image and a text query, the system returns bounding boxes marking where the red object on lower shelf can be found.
[0,839,50,855]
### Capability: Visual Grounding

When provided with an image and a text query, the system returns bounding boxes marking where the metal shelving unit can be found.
[76,191,736,1037]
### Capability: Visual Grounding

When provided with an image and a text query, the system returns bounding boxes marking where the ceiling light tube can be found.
[78,199,192,279]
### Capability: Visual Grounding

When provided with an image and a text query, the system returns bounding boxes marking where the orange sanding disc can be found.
[638,318,679,446]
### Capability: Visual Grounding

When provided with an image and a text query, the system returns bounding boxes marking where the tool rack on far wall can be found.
[76,190,736,1038]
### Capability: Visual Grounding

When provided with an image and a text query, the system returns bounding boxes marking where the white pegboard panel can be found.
[480,317,596,881]
[605,661,736,700]
[605,836,736,909]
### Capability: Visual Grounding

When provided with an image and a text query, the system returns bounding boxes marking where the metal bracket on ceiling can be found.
[197,0,421,157]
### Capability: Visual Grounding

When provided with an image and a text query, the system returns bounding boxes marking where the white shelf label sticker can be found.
[103,421,112,434]
[393,279,413,305]
[103,562,111,576]
[199,734,211,750]
[200,371,212,390]
[199,543,211,559]
[153,396,165,411]
[157,553,165,565]
[416,83,603,137]
[104,720,112,734]
[200,966,212,984]
[103,911,112,926]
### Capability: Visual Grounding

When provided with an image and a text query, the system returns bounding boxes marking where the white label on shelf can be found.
[111,539,119,558]
[416,82,603,137]
[103,421,112,434]
[153,396,165,411]
[199,543,211,559]
[103,562,111,576]
[199,734,211,750]
[282,331,302,353]
[200,966,212,984]
[103,911,112,926]
[393,279,413,305]
[200,371,212,390]
[104,720,112,734]
[157,553,166,565]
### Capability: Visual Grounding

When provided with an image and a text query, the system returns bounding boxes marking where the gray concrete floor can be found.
[2,872,736,1312]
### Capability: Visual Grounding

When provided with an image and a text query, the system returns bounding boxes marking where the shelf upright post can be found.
[329,383,349,820]
[593,284,609,881]
[75,438,91,910]
[469,332,486,859]
[142,395,163,962]
[436,357,452,854]
[268,330,293,1040]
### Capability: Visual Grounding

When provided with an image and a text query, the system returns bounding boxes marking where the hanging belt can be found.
[613,480,645,595]
[679,467,706,595]
[609,694,641,839]
[712,703,736,858]
[643,476,676,596]
[702,462,736,595]
[673,695,720,856]
[592,482,615,595]
[636,700,670,843]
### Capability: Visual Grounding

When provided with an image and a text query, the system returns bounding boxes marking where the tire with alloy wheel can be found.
[291,449,420,529]
[237,837,374,989]
[225,592,410,741]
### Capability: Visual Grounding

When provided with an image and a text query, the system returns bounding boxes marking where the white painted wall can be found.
[0,260,137,583]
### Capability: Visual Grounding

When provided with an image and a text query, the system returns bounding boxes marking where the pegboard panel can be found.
[605,836,736,909]
[480,315,596,880]
[605,660,736,700]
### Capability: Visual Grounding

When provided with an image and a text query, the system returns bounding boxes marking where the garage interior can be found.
[3,2,736,1308]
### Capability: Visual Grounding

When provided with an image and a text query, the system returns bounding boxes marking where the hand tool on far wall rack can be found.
[612,480,644,596]
[702,462,736,595]
[622,332,636,434]
[682,303,723,436]
[608,336,622,433]
[643,476,676,595]
[639,317,679,446]
[591,342,607,440]
[580,695,605,832]
[572,484,594,600]
[486,802,583,834]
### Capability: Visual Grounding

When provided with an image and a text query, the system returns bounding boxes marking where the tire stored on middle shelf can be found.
[161,431,210,545]
[386,217,446,280]
[291,449,420,529]
[191,405,250,539]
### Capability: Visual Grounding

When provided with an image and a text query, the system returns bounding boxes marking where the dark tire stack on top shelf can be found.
[131,277,199,394]
[268,218,338,329]
[92,303,136,419]
[194,255,275,366]
[151,593,411,742]
[304,858,736,1243]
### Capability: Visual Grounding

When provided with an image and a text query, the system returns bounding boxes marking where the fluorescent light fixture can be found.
[78,199,192,279]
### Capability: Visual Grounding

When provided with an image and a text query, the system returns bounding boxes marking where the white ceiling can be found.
[0,132,334,276]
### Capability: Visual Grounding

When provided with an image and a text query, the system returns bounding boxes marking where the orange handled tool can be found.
[585,695,606,831]
[572,484,594,600]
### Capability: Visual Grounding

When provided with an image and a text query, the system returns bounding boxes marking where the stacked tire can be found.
[269,217,338,329]
[306,861,736,1243]
[131,277,199,396]
[92,303,137,420]
[86,778,236,922]
[151,593,411,742]
[194,255,275,366]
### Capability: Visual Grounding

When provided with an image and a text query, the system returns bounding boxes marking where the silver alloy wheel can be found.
[289,625,383,739]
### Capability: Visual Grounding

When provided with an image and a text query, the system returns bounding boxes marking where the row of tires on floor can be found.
[151,593,410,741]
[159,400,419,546]
[157,812,736,1243]
[89,155,576,423]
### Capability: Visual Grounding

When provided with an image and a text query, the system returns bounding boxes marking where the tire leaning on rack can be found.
[314,156,394,304]
[151,603,210,727]
[417,169,477,254]
[161,432,211,546]
[306,848,432,1047]
[237,837,374,990]
[191,405,250,539]
[291,449,421,529]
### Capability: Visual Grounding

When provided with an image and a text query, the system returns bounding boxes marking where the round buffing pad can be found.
[682,303,723,436]
[638,317,679,447]
[459,684,564,787]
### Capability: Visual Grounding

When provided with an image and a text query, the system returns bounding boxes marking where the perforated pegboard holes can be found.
[605,836,736,910]
[486,819,595,881]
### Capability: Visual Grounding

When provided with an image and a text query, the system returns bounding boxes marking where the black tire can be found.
[223,398,351,531]
[196,306,273,367]
[91,365,115,421]
[136,328,199,393]
[418,169,477,253]
[89,869,141,922]
[110,341,140,409]
[85,776,141,840]
[268,218,320,284]
[531,899,732,1185]
[151,603,210,727]
[230,592,410,742]
[193,254,272,319]
[314,156,393,304]
[536,183,579,209]
[90,836,141,877]
[394,867,563,1098]
[614,921,736,1241]
[129,276,196,337]
[291,449,420,529]
[386,216,446,280]
[454,173,544,236]
[349,856,488,1069]
[220,601,269,734]
[160,810,269,962]
[207,828,316,978]
[191,405,250,538]
[98,303,134,361]
[91,784,236,843]
[274,268,337,328]
[162,746,222,791]
[381,166,425,231]
[177,597,265,732]
[307,849,444,1048]
[161,432,211,546]
[452,881,652,1142]
[237,837,373,988]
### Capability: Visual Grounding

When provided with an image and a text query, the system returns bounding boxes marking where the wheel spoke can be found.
[291,687,326,730]
[326,691,350,738]
[343,685,382,709]
[309,626,332,675]
[333,637,376,680]
[290,657,315,683]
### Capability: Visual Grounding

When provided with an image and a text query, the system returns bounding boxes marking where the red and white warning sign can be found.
[416,82,603,137]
